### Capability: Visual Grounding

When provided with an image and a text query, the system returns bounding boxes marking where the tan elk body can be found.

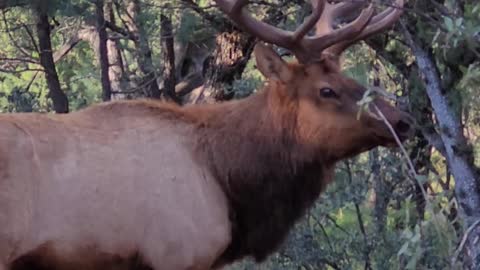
[0,0,409,269]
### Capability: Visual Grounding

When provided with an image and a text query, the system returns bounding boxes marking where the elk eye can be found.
[319,87,338,99]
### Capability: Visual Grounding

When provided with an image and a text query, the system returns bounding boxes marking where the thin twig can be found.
[325,214,352,237]
[451,219,480,266]
[373,104,449,241]
[1,10,32,58]
[0,57,38,64]
[373,105,424,193]
[344,160,372,270]
[0,67,44,73]
[21,22,39,53]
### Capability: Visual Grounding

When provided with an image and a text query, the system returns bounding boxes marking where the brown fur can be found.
[9,243,152,270]
[67,85,332,265]
[0,47,411,270]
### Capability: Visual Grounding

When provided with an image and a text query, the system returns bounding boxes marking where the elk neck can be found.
[185,83,334,265]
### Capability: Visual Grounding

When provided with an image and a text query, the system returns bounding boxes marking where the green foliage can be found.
[51,0,93,18]
[176,9,214,45]
[0,0,478,269]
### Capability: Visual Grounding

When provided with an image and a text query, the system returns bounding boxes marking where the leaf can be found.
[455,18,463,28]
[415,175,428,184]
[406,255,419,270]
[472,5,480,15]
[398,242,410,256]
[411,229,421,243]
[444,17,454,32]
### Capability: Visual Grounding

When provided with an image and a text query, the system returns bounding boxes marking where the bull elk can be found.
[0,0,410,269]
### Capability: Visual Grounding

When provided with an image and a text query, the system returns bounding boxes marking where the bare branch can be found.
[105,20,135,40]
[417,126,447,156]
[1,10,32,58]
[0,57,38,64]
[0,67,44,73]
[451,219,480,267]
[181,0,223,26]
[21,22,39,53]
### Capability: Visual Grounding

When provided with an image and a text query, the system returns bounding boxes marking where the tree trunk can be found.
[105,0,127,100]
[195,30,254,103]
[95,0,112,101]
[125,0,161,99]
[403,24,480,269]
[34,1,69,113]
[160,12,179,103]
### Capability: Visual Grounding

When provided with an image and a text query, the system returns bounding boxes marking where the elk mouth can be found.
[371,118,414,147]
[394,119,412,139]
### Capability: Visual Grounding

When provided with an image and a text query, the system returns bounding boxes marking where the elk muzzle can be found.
[371,98,414,145]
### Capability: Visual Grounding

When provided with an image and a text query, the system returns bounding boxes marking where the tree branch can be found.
[2,10,32,58]
[105,19,135,40]
[21,22,39,53]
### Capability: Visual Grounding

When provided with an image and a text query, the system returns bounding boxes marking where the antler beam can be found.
[214,0,404,63]
[326,0,405,55]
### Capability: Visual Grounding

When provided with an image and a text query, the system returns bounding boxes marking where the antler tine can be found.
[358,0,404,39]
[292,0,326,42]
[326,0,405,55]
[214,0,326,56]
[301,2,374,57]
[214,0,290,49]
[312,1,369,37]
[329,0,368,25]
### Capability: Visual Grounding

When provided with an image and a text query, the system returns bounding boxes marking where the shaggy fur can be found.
[0,48,410,270]
[188,87,331,265]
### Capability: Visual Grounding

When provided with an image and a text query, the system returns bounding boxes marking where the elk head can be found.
[215,0,412,161]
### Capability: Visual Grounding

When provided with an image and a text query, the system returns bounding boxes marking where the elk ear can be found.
[254,43,292,83]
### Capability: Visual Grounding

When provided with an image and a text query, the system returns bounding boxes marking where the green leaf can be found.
[455,18,463,28]
[444,17,454,32]
[398,242,410,256]
[415,175,428,184]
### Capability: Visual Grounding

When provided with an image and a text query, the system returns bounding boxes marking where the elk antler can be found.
[323,0,405,56]
[214,0,404,63]
[214,0,374,63]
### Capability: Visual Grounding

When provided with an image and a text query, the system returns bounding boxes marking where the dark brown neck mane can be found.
[184,84,332,266]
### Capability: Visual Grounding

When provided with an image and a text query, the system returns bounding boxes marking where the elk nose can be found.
[395,119,411,134]
[394,114,414,138]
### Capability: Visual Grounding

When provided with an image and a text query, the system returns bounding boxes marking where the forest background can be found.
[0,0,479,269]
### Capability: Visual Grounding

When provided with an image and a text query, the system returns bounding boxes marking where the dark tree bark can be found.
[34,1,69,113]
[105,0,127,99]
[125,0,161,99]
[95,0,112,101]
[191,4,286,104]
[160,12,179,104]
[195,29,254,103]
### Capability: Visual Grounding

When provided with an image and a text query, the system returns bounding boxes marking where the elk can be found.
[0,0,409,269]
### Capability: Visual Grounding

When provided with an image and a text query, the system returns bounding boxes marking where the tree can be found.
[160,10,179,103]
[33,0,69,113]
[95,0,112,101]
[124,0,161,98]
